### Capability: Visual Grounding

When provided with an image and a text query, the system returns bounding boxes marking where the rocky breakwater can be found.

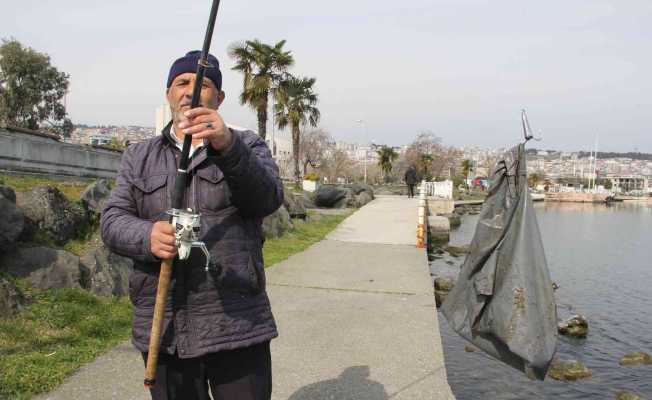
[313,183,374,209]
[0,179,135,317]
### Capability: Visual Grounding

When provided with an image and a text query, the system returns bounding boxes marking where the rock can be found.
[0,277,25,318]
[262,205,293,239]
[299,192,316,209]
[343,188,358,208]
[314,186,347,208]
[616,391,644,400]
[464,345,477,353]
[429,233,449,246]
[347,183,374,199]
[0,247,86,290]
[434,277,455,308]
[284,192,307,219]
[619,352,652,367]
[0,184,16,203]
[558,315,589,338]
[80,246,133,297]
[445,245,470,257]
[435,277,455,291]
[355,191,373,207]
[442,213,461,229]
[80,179,111,215]
[17,185,89,245]
[435,290,448,308]
[0,195,25,254]
[547,360,593,381]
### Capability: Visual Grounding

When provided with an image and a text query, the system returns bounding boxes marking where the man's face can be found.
[166,72,225,123]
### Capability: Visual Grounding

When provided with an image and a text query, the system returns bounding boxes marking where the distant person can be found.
[404,165,418,198]
[101,51,282,400]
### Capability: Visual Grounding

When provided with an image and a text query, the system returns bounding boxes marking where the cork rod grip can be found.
[143,258,174,388]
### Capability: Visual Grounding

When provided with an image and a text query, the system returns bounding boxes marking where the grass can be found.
[263,210,352,267]
[0,208,350,399]
[0,174,106,202]
[0,278,132,400]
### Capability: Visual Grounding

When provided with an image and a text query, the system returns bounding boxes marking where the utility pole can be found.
[355,119,368,183]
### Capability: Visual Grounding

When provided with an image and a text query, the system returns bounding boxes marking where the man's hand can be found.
[178,107,233,152]
[150,221,177,260]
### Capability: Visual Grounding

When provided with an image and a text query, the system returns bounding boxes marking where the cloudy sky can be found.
[3,0,651,151]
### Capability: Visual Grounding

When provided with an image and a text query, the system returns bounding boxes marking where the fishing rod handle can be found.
[144,258,174,389]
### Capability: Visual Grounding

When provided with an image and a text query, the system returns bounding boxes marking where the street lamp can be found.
[355,119,368,183]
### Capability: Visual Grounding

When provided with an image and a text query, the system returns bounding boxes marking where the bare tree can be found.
[319,148,355,184]
[300,128,331,175]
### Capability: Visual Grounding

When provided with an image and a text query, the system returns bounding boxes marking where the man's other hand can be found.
[151,221,178,260]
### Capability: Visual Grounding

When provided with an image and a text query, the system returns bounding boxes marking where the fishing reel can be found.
[167,208,211,271]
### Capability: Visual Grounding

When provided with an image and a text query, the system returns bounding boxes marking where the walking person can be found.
[100,51,283,400]
[404,165,418,198]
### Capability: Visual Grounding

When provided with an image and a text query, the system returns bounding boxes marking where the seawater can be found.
[431,202,652,399]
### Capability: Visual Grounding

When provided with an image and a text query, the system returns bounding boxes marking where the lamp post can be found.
[355,119,368,183]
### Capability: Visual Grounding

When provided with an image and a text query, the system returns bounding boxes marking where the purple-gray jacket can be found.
[100,123,283,358]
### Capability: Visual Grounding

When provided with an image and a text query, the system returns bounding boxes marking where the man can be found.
[404,165,418,198]
[100,51,283,400]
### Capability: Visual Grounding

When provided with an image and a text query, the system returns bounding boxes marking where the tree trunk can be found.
[292,125,301,188]
[257,97,268,140]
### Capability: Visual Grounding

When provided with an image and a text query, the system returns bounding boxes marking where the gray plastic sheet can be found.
[441,144,557,380]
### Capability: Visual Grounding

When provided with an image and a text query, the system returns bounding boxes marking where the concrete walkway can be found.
[36,195,454,400]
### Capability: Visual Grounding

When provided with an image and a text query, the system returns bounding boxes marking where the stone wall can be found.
[0,128,121,179]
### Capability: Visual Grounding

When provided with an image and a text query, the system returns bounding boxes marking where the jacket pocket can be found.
[132,174,168,220]
[209,248,263,296]
[195,166,229,214]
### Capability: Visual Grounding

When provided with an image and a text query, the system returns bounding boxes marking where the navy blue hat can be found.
[167,50,222,90]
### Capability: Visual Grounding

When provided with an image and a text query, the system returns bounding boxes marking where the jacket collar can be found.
[160,120,209,172]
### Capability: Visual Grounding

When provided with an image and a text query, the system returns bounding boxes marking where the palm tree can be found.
[376,146,398,183]
[228,39,294,140]
[274,75,320,186]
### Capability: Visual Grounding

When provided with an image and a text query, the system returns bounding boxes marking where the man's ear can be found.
[216,91,225,108]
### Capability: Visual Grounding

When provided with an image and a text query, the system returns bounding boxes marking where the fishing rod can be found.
[144,0,221,389]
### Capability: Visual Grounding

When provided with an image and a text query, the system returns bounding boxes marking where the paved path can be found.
[36,195,454,400]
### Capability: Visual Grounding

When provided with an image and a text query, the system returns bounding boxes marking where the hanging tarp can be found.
[441,143,557,380]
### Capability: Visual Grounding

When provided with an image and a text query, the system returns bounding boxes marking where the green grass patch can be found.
[263,210,352,267]
[0,282,132,400]
[0,174,94,202]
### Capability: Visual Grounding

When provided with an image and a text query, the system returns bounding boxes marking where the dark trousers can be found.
[142,341,272,400]
[407,184,416,198]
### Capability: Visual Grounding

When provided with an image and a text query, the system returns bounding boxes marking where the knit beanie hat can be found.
[167,50,222,90]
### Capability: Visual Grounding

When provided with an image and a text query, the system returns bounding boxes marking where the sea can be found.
[431,201,652,399]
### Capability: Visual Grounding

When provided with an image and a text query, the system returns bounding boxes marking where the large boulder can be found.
[355,191,373,207]
[619,352,652,367]
[262,205,293,239]
[547,359,592,381]
[0,277,25,318]
[0,247,86,290]
[314,186,347,208]
[558,315,589,338]
[81,246,133,297]
[81,179,111,215]
[0,194,25,254]
[17,185,89,245]
[284,192,307,219]
[347,183,374,199]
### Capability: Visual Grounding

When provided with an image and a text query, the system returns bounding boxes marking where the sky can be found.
[2,0,651,152]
